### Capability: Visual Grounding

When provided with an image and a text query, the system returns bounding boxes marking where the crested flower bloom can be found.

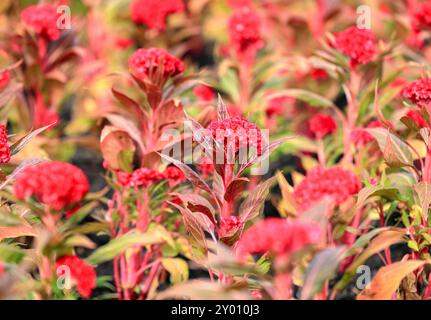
[55,255,96,299]
[208,116,263,156]
[228,7,264,60]
[128,167,165,188]
[13,161,89,211]
[293,166,361,211]
[402,78,431,108]
[21,4,61,41]
[193,84,215,102]
[350,120,386,147]
[308,113,337,138]
[128,48,184,84]
[0,124,10,164]
[33,92,60,129]
[265,96,292,118]
[164,165,186,186]
[411,1,431,32]
[219,216,243,238]
[236,218,321,258]
[406,110,428,128]
[130,0,184,31]
[333,26,377,66]
[0,70,10,91]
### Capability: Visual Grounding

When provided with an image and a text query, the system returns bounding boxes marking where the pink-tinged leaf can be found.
[217,94,229,121]
[0,82,22,107]
[10,122,56,155]
[366,128,413,168]
[239,176,276,222]
[170,193,217,225]
[301,246,346,299]
[100,128,135,172]
[239,136,292,175]
[414,182,431,215]
[224,177,249,203]
[357,260,426,300]
[105,113,145,152]
[169,202,207,250]
[159,152,218,205]
[0,226,36,240]
[111,88,148,126]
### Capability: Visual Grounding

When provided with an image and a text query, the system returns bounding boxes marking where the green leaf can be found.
[161,258,189,284]
[86,232,164,265]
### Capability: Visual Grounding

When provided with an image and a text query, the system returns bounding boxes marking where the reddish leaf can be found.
[224,177,249,203]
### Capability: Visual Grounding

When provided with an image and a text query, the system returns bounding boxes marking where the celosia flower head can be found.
[208,116,263,156]
[21,4,61,41]
[131,0,184,31]
[308,113,337,138]
[411,2,431,32]
[193,84,215,102]
[55,255,96,298]
[406,110,428,128]
[220,216,243,238]
[164,165,186,186]
[333,26,377,66]
[13,161,89,211]
[293,166,361,211]
[0,124,10,164]
[402,78,431,108]
[236,218,321,258]
[128,167,165,188]
[228,7,264,60]
[128,48,184,84]
[0,70,10,91]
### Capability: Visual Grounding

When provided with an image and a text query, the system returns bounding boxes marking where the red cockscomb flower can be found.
[13,161,89,211]
[236,218,321,258]
[193,84,215,102]
[196,157,214,178]
[265,96,292,118]
[130,0,184,31]
[128,167,165,188]
[333,26,377,66]
[208,116,263,156]
[293,166,361,211]
[128,48,184,84]
[402,78,431,108]
[164,165,186,186]
[0,70,10,91]
[0,124,10,164]
[21,4,61,41]
[220,216,243,237]
[228,7,264,61]
[411,2,431,32]
[406,110,428,128]
[55,255,96,299]
[308,113,337,138]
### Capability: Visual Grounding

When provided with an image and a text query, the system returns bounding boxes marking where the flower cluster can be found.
[406,110,428,128]
[118,166,185,188]
[128,48,184,84]
[402,78,431,108]
[308,113,337,138]
[208,116,263,156]
[0,70,10,91]
[0,124,10,164]
[130,0,184,31]
[55,255,96,298]
[293,166,361,211]
[333,26,377,66]
[228,7,264,60]
[13,161,89,211]
[219,216,243,238]
[411,2,431,32]
[193,84,215,102]
[21,4,61,41]
[236,218,321,258]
